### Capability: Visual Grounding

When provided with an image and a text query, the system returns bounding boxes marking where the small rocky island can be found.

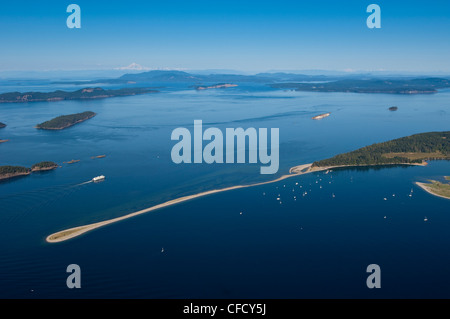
[196,83,238,90]
[0,87,158,103]
[0,161,58,180]
[36,111,96,130]
[389,106,398,111]
[312,113,331,120]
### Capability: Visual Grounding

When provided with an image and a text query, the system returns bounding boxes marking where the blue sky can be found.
[0,0,449,72]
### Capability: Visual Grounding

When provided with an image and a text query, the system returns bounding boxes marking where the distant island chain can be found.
[0,162,58,180]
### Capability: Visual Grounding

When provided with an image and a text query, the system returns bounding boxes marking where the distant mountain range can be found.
[51,70,450,95]
[1,71,449,100]
[54,70,343,85]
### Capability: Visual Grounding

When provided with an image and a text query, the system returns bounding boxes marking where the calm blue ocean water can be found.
[0,83,449,298]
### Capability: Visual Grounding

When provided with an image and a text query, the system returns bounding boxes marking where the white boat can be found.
[92,175,105,182]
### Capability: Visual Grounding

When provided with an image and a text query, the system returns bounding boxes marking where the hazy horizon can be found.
[1,66,450,80]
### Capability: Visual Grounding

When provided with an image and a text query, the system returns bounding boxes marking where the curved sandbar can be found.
[47,163,313,243]
[46,161,427,243]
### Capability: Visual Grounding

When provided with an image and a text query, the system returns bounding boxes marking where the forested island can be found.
[0,87,158,103]
[0,161,58,180]
[36,111,96,130]
[31,161,58,171]
[0,166,30,180]
[271,78,450,94]
[313,131,450,168]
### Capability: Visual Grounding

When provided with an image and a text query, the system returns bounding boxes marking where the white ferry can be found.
[92,175,105,182]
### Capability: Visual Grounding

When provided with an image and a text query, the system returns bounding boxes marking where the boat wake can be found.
[73,180,93,187]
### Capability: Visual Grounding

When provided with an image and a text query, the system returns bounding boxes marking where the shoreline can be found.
[0,171,31,181]
[416,182,450,200]
[31,166,58,172]
[46,162,426,243]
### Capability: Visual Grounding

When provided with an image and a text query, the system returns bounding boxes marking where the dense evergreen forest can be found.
[1,161,58,179]
[0,166,30,175]
[313,131,450,167]
[31,161,58,170]
[36,111,96,130]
